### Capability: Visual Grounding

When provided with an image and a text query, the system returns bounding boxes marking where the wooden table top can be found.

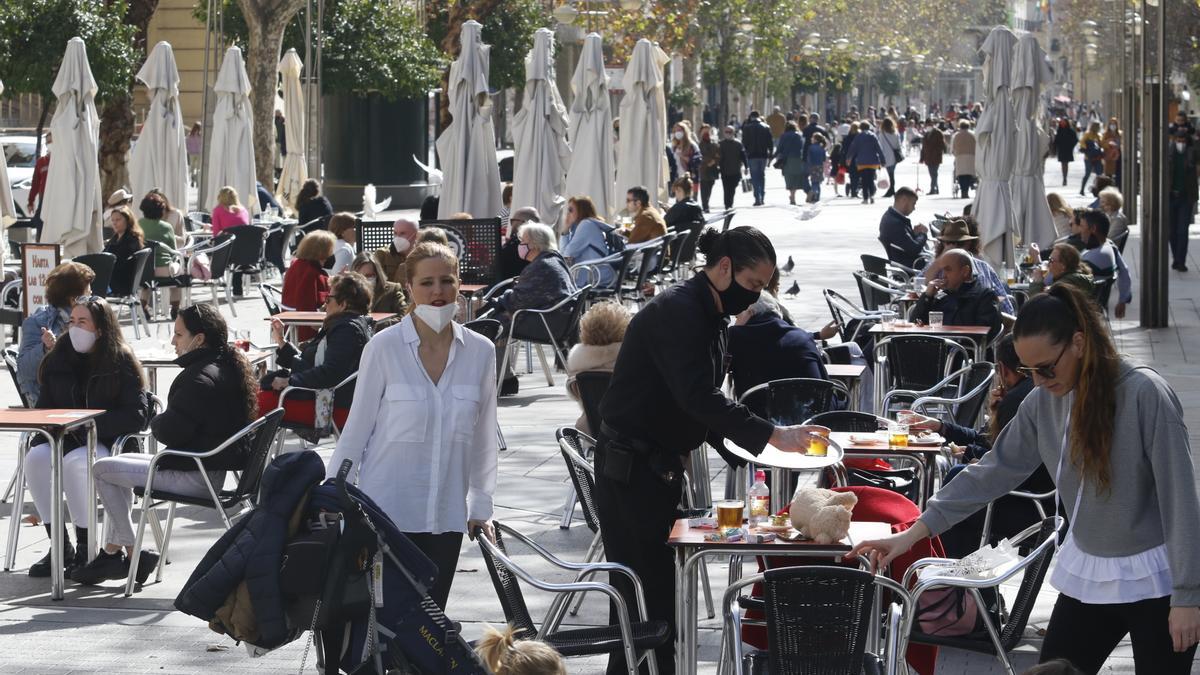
[869,323,991,337]
[826,364,867,379]
[139,348,273,368]
[668,520,891,550]
[0,408,104,429]
[459,284,487,294]
[270,311,398,325]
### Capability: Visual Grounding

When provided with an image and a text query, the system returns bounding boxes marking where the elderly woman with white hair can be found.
[483,223,578,394]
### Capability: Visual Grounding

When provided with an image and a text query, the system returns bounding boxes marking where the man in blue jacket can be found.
[741,111,774,206]
[878,187,929,269]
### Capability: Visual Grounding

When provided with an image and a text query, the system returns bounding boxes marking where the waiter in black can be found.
[596,226,829,674]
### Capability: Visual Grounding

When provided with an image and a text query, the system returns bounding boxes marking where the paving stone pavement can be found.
[0,153,1197,674]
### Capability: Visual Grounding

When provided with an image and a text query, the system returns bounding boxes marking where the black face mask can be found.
[708,272,760,316]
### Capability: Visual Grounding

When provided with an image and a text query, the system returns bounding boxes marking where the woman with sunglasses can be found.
[25,297,149,579]
[851,283,1200,673]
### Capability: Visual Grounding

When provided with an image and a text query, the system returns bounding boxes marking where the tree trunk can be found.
[99,95,135,199]
[239,0,306,189]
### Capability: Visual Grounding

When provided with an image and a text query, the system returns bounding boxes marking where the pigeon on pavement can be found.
[784,280,800,296]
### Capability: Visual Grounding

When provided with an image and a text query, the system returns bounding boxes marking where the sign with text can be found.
[21,244,60,317]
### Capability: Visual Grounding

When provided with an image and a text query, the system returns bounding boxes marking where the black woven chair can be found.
[1111,229,1129,254]
[804,411,889,433]
[907,517,1063,674]
[263,222,299,274]
[1092,275,1115,313]
[74,252,116,298]
[550,427,604,620]
[738,378,850,425]
[573,370,611,437]
[126,408,285,595]
[853,270,905,313]
[875,335,969,415]
[258,283,289,316]
[354,219,395,255]
[221,224,269,298]
[723,566,911,675]
[188,236,237,315]
[0,348,29,510]
[883,362,994,429]
[106,248,153,338]
[463,318,503,343]
[476,521,669,675]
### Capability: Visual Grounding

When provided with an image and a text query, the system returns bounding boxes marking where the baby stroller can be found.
[289,459,492,675]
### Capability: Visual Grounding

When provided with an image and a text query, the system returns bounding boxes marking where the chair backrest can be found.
[227,408,286,504]
[1111,229,1129,254]
[739,378,850,426]
[671,223,704,273]
[355,219,395,254]
[762,566,876,674]
[951,362,995,427]
[721,210,735,233]
[3,347,30,408]
[996,518,1058,649]
[803,410,887,433]
[418,217,502,286]
[259,283,284,316]
[476,520,540,640]
[573,371,612,439]
[628,239,665,294]
[511,285,592,345]
[204,236,237,278]
[651,232,678,277]
[186,211,212,228]
[556,427,600,534]
[464,318,503,343]
[125,248,153,297]
[223,224,269,267]
[852,270,900,312]
[73,253,116,296]
[879,335,967,393]
[860,254,889,277]
[1092,275,1114,310]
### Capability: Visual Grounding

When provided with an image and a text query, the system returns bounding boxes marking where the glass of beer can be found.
[807,428,830,456]
[889,422,910,448]
[715,500,745,530]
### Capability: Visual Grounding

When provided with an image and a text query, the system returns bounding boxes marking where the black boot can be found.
[68,527,89,576]
[29,525,73,578]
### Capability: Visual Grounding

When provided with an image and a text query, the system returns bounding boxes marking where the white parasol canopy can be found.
[974,26,1018,267]
[129,41,189,213]
[41,37,103,257]
[276,48,307,211]
[564,33,616,222]
[615,39,671,208]
[511,28,570,227]
[205,46,259,214]
[436,20,502,219]
[0,78,15,228]
[1010,33,1057,250]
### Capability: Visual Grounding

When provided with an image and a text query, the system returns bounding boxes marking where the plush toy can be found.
[790,488,858,544]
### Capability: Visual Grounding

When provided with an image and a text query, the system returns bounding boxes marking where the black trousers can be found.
[1040,593,1198,674]
[720,173,740,209]
[405,531,463,611]
[700,178,715,211]
[595,441,683,675]
[927,164,940,193]
[957,175,974,200]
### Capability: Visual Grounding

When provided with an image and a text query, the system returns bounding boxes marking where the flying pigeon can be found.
[361,184,392,218]
[784,280,800,296]
[413,154,444,185]
[781,255,795,274]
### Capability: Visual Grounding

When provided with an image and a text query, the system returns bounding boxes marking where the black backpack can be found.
[599,220,627,256]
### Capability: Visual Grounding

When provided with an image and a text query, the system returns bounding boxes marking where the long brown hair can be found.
[110,206,145,248]
[178,303,258,423]
[1013,283,1119,491]
[40,298,146,401]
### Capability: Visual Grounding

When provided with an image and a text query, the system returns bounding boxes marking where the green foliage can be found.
[196,0,444,99]
[424,0,551,91]
[874,64,901,98]
[0,0,138,104]
[668,85,700,109]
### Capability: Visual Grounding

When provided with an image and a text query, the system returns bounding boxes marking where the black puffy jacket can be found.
[152,347,254,471]
[274,313,371,409]
[741,118,775,159]
[36,345,148,450]
[174,450,326,649]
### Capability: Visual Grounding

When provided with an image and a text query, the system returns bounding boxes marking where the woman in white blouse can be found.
[329,242,497,610]
[327,213,358,275]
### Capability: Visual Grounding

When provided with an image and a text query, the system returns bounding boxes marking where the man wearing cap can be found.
[372,218,418,283]
[103,188,132,225]
[878,187,928,269]
[910,249,1002,339]
[925,219,1015,314]
[1168,125,1199,271]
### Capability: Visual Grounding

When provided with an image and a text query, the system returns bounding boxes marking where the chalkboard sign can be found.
[21,243,60,317]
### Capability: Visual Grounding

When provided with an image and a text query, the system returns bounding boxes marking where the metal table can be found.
[722,439,846,513]
[269,311,398,342]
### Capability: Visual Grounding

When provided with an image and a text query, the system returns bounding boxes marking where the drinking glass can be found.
[928,311,943,327]
[715,500,745,529]
[807,429,830,457]
[889,422,910,449]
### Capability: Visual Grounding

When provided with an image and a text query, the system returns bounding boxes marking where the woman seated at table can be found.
[259,272,373,433]
[1029,243,1093,296]
[663,176,704,232]
[560,196,615,288]
[148,188,189,246]
[283,230,335,341]
[17,262,95,406]
[72,303,257,585]
[210,186,251,239]
[103,206,145,297]
[139,192,183,318]
[351,252,406,316]
[25,297,149,579]
[905,335,1053,556]
[327,212,357,275]
[565,301,632,435]
[481,223,576,395]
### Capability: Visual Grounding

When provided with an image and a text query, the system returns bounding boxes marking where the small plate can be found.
[908,433,946,446]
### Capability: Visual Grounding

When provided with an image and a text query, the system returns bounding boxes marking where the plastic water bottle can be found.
[748,470,770,528]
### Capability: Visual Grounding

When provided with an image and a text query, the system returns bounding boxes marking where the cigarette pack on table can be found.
[687,516,718,529]
[745,532,777,544]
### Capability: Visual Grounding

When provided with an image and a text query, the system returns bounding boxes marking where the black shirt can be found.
[599,273,775,458]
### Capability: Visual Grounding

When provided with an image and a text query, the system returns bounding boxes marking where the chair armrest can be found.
[479,278,515,303]
[277,372,358,407]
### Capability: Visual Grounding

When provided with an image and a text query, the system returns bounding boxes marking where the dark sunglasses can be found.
[1017,342,1069,379]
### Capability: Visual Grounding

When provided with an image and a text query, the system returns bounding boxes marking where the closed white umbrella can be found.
[974,26,1018,267]
[512,28,570,227]
[436,20,502,219]
[615,39,671,208]
[205,46,259,215]
[276,48,307,211]
[564,33,616,221]
[129,41,188,213]
[1010,33,1057,250]
[41,37,103,257]
[0,78,15,228]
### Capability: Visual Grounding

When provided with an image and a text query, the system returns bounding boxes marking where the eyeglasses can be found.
[1017,342,1069,379]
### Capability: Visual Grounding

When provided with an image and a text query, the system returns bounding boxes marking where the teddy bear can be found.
[789,488,858,544]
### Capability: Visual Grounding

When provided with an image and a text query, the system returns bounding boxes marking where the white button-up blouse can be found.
[329,315,498,534]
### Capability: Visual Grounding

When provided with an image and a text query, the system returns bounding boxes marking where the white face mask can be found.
[393,236,411,253]
[68,326,98,354]
[674,131,684,140]
[413,303,456,333]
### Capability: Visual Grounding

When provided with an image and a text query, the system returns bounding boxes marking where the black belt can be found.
[599,422,659,456]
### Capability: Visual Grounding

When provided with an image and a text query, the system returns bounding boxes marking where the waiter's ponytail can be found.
[698,226,776,272]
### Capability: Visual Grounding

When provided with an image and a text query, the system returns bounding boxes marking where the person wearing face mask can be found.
[330,242,498,611]
[717,125,749,210]
[373,217,419,283]
[1168,127,1200,272]
[259,272,373,434]
[670,121,700,190]
[594,226,830,675]
[698,123,720,212]
[74,304,257,585]
[24,297,149,580]
[350,252,406,316]
[17,262,95,406]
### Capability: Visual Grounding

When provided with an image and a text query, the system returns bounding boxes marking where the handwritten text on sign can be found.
[21,244,60,317]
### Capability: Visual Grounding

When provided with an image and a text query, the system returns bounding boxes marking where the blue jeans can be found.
[748,158,768,203]
[808,167,823,202]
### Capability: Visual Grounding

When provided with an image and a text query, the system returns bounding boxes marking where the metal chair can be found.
[258,283,291,316]
[105,248,154,338]
[221,224,269,297]
[273,371,358,453]
[263,222,299,275]
[476,521,669,675]
[882,362,994,430]
[74,252,117,298]
[1111,229,1129,254]
[861,253,914,284]
[874,335,970,416]
[723,566,912,675]
[0,348,28,505]
[738,378,851,426]
[187,236,237,316]
[906,517,1064,675]
[823,288,896,345]
[804,410,889,433]
[853,270,906,313]
[552,427,605,614]
[1092,275,1115,314]
[499,285,592,387]
[125,408,286,595]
